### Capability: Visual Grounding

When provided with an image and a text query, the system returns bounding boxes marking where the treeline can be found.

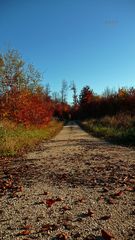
[76,86,135,119]
[0,48,135,127]
[0,49,70,126]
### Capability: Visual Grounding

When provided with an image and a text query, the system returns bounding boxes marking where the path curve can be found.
[0,122,135,240]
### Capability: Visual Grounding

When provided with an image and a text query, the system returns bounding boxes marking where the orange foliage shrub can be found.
[0,89,54,126]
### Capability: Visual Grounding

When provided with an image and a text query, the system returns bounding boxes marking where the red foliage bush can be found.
[0,89,54,126]
[76,87,135,119]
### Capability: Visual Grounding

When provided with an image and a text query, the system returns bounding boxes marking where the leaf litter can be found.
[0,123,135,239]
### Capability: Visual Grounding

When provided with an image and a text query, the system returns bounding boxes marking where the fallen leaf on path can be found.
[72,232,81,238]
[18,230,31,236]
[87,209,94,217]
[100,215,111,220]
[125,186,134,192]
[63,221,73,230]
[40,224,51,232]
[75,197,86,204]
[22,225,32,230]
[17,186,24,192]
[56,197,63,201]
[41,223,58,232]
[107,198,115,205]
[62,205,71,211]
[102,187,109,193]
[97,196,104,203]
[45,199,56,207]
[56,232,69,240]
[84,234,96,240]
[43,191,48,195]
[113,190,124,197]
[101,229,114,240]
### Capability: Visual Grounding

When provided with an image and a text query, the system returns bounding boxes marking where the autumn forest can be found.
[0,48,135,156]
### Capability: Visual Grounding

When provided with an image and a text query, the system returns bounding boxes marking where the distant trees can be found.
[76,85,135,119]
[77,86,95,119]
[1,48,135,124]
[52,80,70,121]
[102,87,116,98]
[0,48,72,124]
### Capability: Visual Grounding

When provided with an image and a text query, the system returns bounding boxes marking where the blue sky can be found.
[0,0,135,103]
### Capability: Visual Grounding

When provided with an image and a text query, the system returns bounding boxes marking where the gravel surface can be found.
[0,122,135,240]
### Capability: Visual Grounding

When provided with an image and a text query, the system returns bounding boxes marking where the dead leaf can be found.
[18,230,31,235]
[56,197,63,201]
[62,205,71,211]
[75,197,86,204]
[17,186,24,192]
[56,232,69,240]
[22,225,32,230]
[126,186,134,192]
[113,190,123,197]
[100,215,111,220]
[107,198,115,204]
[41,224,51,232]
[97,196,104,203]
[87,209,94,217]
[102,187,109,193]
[101,229,114,240]
[84,234,96,240]
[41,223,58,232]
[45,199,56,207]
[44,191,48,195]
[73,232,81,238]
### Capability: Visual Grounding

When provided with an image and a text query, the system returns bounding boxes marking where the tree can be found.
[25,64,42,93]
[60,79,68,103]
[0,48,54,125]
[70,81,78,106]
[0,48,43,104]
[79,86,94,105]
[44,83,51,97]
[117,87,129,98]
[0,49,25,97]
[102,87,116,98]
[52,91,61,102]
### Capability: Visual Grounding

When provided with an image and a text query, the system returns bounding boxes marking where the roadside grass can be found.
[0,119,63,156]
[81,114,135,146]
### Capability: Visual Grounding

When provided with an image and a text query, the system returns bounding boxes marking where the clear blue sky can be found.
[0,0,135,103]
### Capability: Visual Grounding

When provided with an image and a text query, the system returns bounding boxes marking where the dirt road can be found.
[0,122,135,239]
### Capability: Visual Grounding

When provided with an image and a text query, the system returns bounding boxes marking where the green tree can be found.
[25,64,42,93]
[0,49,25,96]
[0,49,42,100]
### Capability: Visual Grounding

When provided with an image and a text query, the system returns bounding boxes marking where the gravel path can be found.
[0,122,135,240]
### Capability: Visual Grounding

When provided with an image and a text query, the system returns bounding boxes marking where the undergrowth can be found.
[81,114,135,146]
[0,119,63,156]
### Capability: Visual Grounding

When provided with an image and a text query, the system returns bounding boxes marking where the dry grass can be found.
[101,114,135,129]
[0,119,63,156]
[81,113,135,146]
